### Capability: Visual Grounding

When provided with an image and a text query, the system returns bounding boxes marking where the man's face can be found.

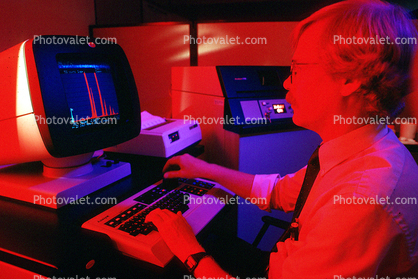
[284,21,345,134]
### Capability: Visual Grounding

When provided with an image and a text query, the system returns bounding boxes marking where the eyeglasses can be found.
[290,61,320,84]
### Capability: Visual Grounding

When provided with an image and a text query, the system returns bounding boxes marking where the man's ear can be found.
[341,79,361,97]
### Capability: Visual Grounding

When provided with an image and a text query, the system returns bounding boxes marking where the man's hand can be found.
[163,154,255,204]
[162,154,212,179]
[145,208,205,262]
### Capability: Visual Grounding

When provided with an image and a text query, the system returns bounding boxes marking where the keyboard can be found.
[82,178,234,267]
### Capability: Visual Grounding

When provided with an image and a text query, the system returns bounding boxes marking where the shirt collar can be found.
[318,124,389,175]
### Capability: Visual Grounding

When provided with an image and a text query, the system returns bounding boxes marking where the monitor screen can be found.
[56,54,120,130]
[32,37,141,158]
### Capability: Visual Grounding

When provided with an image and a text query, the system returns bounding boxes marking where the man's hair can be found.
[293,0,417,118]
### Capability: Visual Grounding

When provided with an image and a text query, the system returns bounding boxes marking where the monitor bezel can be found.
[26,36,141,158]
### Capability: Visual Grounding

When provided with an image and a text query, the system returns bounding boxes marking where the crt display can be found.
[273,103,287,114]
[57,55,120,130]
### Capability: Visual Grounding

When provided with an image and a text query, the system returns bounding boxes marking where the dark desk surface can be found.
[0,146,236,279]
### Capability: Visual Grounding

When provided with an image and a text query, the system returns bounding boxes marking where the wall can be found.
[395,20,418,140]
[95,0,186,25]
[197,22,298,66]
[93,24,191,118]
[0,0,95,53]
[92,22,298,117]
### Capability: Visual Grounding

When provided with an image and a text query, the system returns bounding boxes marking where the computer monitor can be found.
[0,35,141,208]
[0,35,141,165]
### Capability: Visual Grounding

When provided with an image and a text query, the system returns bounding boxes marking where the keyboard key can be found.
[105,203,146,228]
[179,178,215,190]
[133,179,180,205]
[117,190,190,236]
[180,185,208,196]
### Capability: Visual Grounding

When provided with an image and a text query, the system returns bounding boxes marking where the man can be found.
[146,0,418,277]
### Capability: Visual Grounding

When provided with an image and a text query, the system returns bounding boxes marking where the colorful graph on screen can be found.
[58,61,120,129]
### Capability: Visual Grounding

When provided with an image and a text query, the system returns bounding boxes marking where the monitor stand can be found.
[0,151,131,209]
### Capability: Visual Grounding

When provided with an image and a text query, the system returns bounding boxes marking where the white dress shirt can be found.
[251,124,418,278]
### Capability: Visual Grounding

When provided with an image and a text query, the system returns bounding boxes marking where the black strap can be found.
[275,146,321,244]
